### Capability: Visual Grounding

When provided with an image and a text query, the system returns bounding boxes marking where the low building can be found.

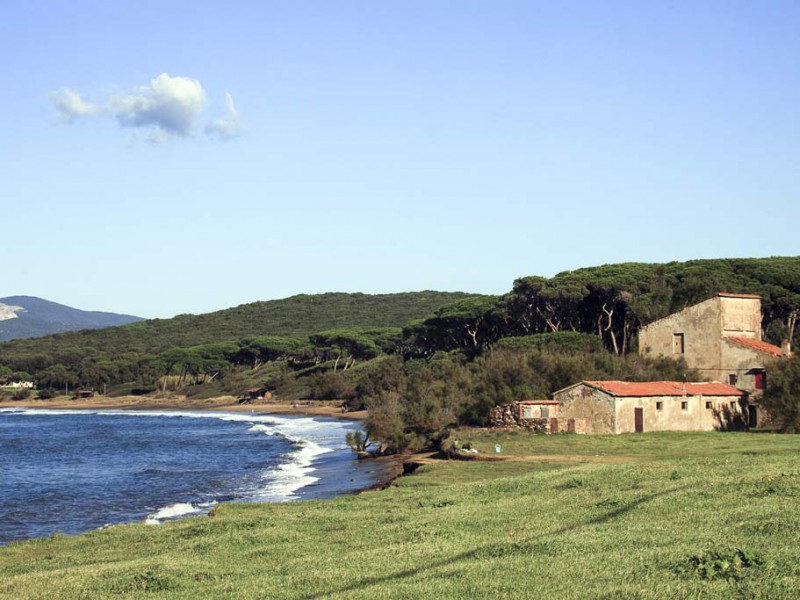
[554,381,749,434]
[638,293,790,393]
[0,379,35,389]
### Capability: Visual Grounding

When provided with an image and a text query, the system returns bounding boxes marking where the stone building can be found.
[488,400,586,433]
[554,381,748,434]
[638,293,790,393]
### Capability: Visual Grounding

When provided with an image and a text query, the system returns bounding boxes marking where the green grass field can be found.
[2,431,800,599]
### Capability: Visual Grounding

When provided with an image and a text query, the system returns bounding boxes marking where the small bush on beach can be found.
[11,389,30,401]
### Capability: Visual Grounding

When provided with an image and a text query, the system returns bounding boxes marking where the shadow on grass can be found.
[301,485,687,599]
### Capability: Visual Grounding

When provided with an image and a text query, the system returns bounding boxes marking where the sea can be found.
[0,408,385,545]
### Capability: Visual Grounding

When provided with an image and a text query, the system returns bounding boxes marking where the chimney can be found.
[782,339,792,357]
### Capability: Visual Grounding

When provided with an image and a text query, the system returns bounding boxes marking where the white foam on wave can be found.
[256,436,334,500]
[145,502,204,525]
[2,406,360,504]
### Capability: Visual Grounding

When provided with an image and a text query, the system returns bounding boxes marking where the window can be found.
[673,333,685,355]
[705,401,712,410]
[754,371,766,391]
[681,401,688,411]
[522,406,534,419]
[540,407,549,419]
[728,374,738,386]
[656,401,663,411]
[730,401,737,410]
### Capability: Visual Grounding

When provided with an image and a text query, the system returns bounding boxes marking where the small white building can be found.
[0,380,35,389]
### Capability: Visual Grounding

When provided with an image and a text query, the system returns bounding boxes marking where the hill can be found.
[0,296,143,342]
[0,291,477,383]
[2,257,797,400]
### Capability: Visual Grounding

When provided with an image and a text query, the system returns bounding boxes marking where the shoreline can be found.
[0,394,368,420]
[0,395,405,500]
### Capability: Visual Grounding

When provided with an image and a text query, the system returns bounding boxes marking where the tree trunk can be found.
[601,303,620,355]
[788,310,799,346]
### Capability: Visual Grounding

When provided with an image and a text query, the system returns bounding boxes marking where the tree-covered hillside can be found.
[0,291,475,387]
[404,257,800,358]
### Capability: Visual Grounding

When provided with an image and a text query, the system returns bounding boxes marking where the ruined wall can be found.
[555,385,616,434]
[638,297,723,371]
[614,394,745,434]
[488,402,584,433]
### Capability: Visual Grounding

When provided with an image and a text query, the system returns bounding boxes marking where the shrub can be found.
[761,355,800,432]
[345,430,372,453]
[308,371,356,400]
[11,388,31,401]
[36,388,57,400]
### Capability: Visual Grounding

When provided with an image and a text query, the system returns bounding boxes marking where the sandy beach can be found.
[0,395,368,420]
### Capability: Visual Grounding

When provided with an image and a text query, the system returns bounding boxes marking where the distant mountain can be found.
[0,296,143,342]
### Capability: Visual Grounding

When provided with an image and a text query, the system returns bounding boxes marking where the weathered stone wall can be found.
[638,297,723,371]
[719,296,761,338]
[554,385,616,434]
[489,402,584,433]
[720,340,777,393]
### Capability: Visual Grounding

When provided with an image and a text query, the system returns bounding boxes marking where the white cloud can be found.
[205,92,245,140]
[49,88,101,123]
[50,73,242,142]
[109,73,205,137]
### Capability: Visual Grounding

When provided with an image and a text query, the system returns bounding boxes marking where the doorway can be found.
[747,405,758,428]
[634,408,644,433]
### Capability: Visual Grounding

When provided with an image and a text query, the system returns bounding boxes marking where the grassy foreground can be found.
[2,432,800,599]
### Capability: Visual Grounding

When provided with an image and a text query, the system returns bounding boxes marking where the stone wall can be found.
[489,402,585,434]
[638,296,723,371]
[555,385,616,434]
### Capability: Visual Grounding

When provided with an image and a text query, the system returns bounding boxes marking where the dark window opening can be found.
[673,333,685,354]
[705,401,712,410]
[681,401,688,411]
[656,401,663,411]
[728,374,738,386]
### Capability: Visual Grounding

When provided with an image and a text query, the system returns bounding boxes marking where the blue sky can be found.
[2,1,798,318]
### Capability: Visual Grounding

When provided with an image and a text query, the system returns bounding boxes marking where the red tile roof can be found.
[725,336,784,357]
[583,381,745,397]
[717,292,761,299]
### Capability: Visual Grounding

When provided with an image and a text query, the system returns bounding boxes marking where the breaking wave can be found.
[0,408,355,515]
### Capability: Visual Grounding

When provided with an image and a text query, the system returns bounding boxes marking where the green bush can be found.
[11,388,31,401]
[308,371,356,400]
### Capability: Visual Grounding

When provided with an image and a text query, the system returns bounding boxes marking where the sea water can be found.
[0,408,384,544]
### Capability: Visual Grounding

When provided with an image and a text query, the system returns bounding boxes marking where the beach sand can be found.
[0,395,368,420]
